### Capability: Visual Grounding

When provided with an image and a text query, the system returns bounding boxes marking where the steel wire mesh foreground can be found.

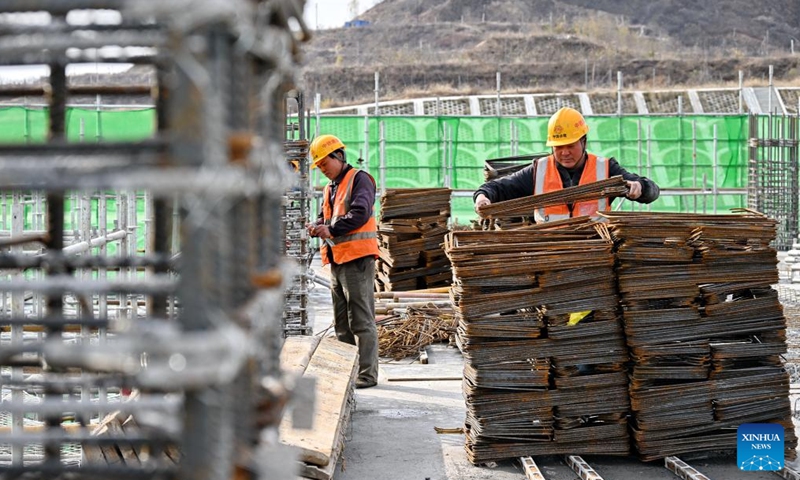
[0,1,311,479]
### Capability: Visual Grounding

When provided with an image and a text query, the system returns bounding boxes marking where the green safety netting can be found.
[0,107,156,253]
[0,106,156,143]
[0,107,749,225]
[311,115,749,223]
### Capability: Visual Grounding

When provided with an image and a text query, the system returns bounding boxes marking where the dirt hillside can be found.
[300,0,800,107]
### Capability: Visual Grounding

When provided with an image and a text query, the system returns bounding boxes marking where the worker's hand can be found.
[625,180,642,200]
[474,193,491,212]
[305,223,318,237]
[313,225,332,239]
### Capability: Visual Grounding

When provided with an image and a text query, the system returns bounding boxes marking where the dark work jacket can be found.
[474,156,660,205]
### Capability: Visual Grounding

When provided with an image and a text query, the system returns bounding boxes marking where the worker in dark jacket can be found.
[474,107,659,222]
[306,134,380,389]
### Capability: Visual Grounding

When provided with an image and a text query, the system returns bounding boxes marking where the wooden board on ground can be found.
[280,336,359,468]
[380,363,463,382]
[298,395,355,480]
[82,439,106,466]
[280,336,322,377]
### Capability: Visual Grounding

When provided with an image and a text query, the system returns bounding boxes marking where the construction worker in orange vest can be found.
[474,107,660,222]
[306,134,380,389]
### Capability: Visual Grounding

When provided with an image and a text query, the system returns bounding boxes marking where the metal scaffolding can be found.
[0,1,309,479]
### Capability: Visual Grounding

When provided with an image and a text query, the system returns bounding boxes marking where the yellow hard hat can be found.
[546,107,589,147]
[309,134,345,168]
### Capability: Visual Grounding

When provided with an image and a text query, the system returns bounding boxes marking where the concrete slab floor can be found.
[305,261,800,480]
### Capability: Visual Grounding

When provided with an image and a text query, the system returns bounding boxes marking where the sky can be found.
[0,2,383,83]
[0,10,134,83]
[303,0,383,30]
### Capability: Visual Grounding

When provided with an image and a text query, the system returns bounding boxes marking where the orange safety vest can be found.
[533,154,609,223]
[321,168,380,265]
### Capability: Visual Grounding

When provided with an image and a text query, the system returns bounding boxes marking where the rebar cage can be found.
[282,92,312,336]
[748,114,800,250]
[0,1,310,479]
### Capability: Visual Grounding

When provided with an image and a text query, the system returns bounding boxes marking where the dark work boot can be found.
[355,377,377,389]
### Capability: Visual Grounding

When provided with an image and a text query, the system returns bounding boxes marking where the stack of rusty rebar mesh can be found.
[375,188,452,291]
[602,210,797,461]
[476,176,629,230]
[444,218,631,464]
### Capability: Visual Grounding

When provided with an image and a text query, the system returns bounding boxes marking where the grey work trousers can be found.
[330,255,379,383]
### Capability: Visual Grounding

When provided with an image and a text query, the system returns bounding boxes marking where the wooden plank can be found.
[380,363,463,382]
[298,395,355,480]
[280,337,358,467]
[120,414,178,466]
[164,443,182,464]
[99,441,124,467]
[81,443,106,466]
[281,336,322,377]
[119,415,146,461]
[88,411,124,467]
[106,415,140,467]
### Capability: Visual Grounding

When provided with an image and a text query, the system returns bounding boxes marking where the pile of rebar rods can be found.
[376,188,452,291]
[602,210,797,461]
[376,305,456,361]
[374,291,451,316]
[477,176,629,219]
[445,217,631,464]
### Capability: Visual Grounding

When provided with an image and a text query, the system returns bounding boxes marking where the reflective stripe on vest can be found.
[329,230,378,245]
[533,154,609,223]
[321,168,380,265]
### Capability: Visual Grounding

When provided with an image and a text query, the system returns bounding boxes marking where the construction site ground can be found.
[306,257,800,480]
